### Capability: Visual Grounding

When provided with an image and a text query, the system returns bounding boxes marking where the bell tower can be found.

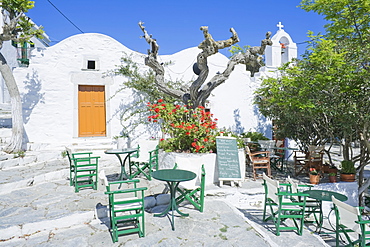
[265,22,297,68]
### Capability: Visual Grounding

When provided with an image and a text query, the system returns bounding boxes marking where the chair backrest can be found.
[258,140,276,150]
[276,140,284,148]
[130,145,140,158]
[286,176,300,201]
[263,173,280,204]
[65,147,73,164]
[99,170,109,190]
[332,195,361,234]
[148,146,159,170]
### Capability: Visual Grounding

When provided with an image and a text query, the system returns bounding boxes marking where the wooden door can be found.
[78,85,106,137]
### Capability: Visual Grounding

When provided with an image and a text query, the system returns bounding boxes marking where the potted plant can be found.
[113,131,130,149]
[309,168,320,184]
[328,164,338,175]
[340,160,356,182]
[328,172,337,183]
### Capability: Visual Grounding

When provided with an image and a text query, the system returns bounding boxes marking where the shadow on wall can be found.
[253,104,272,139]
[22,69,45,124]
[233,108,245,134]
[107,90,161,143]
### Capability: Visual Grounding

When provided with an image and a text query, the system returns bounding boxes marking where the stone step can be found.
[0,178,105,241]
[0,149,64,170]
[0,150,122,193]
[0,163,165,243]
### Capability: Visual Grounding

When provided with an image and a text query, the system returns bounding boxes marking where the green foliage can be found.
[240,132,269,142]
[0,0,44,43]
[13,150,25,158]
[216,129,245,148]
[255,0,370,157]
[228,44,249,57]
[341,160,356,174]
[108,54,188,137]
[61,150,67,158]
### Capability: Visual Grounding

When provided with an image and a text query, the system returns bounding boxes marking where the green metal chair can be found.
[262,173,308,236]
[99,170,147,243]
[66,148,99,192]
[332,195,370,247]
[176,164,206,212]
[285,176,320,225]
[129,145,159,180]
[66,147,92,186]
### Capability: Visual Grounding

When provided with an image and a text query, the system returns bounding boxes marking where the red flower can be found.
[155,108,160,113]
[158,99,163,103]
[160,138,164,141]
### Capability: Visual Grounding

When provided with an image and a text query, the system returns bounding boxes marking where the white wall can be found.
[12,33,273,147]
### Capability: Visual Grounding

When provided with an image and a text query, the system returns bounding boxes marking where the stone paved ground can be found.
[0,149,342,246]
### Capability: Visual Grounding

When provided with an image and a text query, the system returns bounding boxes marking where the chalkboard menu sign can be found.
[216,136,241,180]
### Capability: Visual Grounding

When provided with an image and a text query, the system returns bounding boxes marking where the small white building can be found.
[1,22,297,149]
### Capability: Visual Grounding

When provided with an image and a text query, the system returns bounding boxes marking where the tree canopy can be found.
[255,0,370,205]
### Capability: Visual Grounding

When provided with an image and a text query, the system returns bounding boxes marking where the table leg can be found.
[154,181,189,231]
[115,153,131,180]
[313,200,323,233]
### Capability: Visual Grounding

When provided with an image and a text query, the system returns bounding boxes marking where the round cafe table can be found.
[104,148,138,180]
[303,189,348,233]
[151,169,196,231]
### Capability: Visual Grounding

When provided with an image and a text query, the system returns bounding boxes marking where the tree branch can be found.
[139,22,271,108]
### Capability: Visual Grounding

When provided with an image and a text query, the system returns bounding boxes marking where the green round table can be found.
[104,148,138,180]
[303,189,348,233]
[152,169,196,231]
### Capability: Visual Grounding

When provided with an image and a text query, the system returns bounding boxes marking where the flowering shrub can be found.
[309,168,318,175]
[147,99,218,153]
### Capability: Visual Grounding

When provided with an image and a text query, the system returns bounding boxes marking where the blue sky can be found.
[27,0,327,57]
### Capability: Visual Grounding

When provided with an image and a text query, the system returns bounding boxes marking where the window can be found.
[87,60,96,70]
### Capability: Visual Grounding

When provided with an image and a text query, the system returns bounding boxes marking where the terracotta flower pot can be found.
[329,175,337,183]
[340,173,355,182]
[309,174,320,184]
[328,167,338,175]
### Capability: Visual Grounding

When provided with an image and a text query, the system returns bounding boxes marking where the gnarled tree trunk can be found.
[139,22,272,108]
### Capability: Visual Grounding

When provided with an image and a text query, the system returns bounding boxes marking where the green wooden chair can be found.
[332,195,370,247]
[175,164,206,212]
[285,176,320,225]
[129,145,159,180]
[99,170,147,243]
[262,173,308,236]
[66,147,92,186]
[66,148,99,192]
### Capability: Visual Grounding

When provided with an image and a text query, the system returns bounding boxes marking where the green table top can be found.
[303,189,348,202]
[104,148,138,154]
[152,169,196,182]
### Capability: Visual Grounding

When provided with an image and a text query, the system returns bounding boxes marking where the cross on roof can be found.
[277,22,284,30]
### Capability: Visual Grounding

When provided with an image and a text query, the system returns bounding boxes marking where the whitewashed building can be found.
[1,22,297,149]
